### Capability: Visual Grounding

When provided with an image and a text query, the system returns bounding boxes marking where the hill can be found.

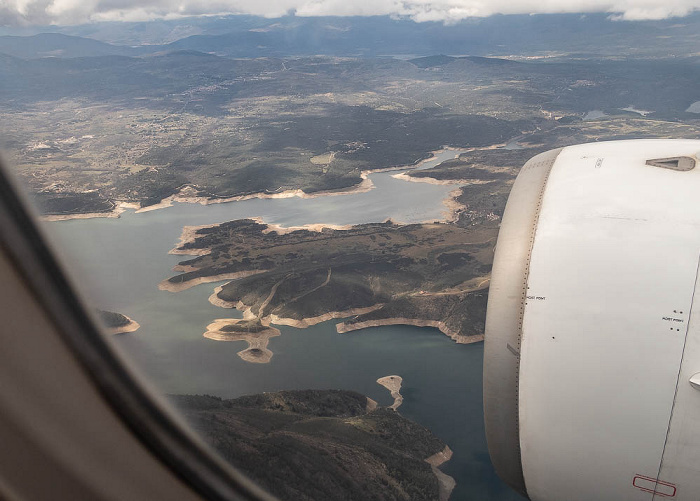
[171,390,452,501]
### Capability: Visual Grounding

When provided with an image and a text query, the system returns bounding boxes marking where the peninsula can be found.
[203,318,280,363]
[171,389,453,501]
[164,218,495,358]
[377,375,404,410]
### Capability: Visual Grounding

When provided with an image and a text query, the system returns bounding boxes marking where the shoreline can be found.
[166,195,469,262]
[425,446,457,501]
[392,172,467,186]
[337,317,484,344]
[261,220,358,235]
[145,147,456,215]
[208,285,239,308]
[442,187,465,223]
[167,223,221,255]
[42,146,470,221]
[392,172,493,188]
[168,216,379,257]
[158,270,266,292]
[267,304,385,328]
[105,315,141,335]
[41,201,140,222]
[425,445,454,468]
[208,284,386,328]
[134,173,377,214]
[208,284,485,345]
[376,375,403,410]
[366,397,379,412]
[203,318,281,363]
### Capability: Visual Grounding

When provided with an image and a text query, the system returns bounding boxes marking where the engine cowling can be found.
[484,140,700,501]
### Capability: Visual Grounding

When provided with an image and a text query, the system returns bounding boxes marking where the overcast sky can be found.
[2,0,700,26]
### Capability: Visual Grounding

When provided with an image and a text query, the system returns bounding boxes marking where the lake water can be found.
[620,106,652,117]
[583,109,608,120]
[44,148,523,501]
[502,138,525,150]
[686,101,700,113]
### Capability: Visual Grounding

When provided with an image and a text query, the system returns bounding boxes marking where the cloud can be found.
[1,0,699,26]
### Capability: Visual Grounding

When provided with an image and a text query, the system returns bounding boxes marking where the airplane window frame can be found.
[0,160,275,501]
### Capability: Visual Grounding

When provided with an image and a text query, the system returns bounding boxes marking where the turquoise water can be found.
[44,151,522,500]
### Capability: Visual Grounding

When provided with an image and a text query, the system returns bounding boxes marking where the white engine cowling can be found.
[484,140,700,501]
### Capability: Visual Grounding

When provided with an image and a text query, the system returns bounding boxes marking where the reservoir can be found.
[44,148,523,500]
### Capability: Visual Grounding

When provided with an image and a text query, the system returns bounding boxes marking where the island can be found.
[170,389,455,501]
[96,309,140,335]
[377,375,404,410]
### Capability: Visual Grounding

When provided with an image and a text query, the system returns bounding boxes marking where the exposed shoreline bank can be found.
[392,172,467,186]
[158,270,265,292]
[207,285,386,328]
[133,173,377,214]
[442,187,465,223]
[41,201,140,222]
[377,375,403,410]
[203,318,281,363]
[425,446,457,501]
[337,317,484,344]
[267,305,385,328]
[105,315,141,335]
[167,217,374,257]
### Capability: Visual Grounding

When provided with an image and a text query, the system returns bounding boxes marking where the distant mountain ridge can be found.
[408,54,520,68]
[3,13,700,59]
[0,33,136,59]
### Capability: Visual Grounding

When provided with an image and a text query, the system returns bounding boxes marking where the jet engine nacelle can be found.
[484,140,700,501]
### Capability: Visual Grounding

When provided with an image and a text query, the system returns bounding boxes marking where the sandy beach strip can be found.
[376,375,403,410]
[337,317,484,344]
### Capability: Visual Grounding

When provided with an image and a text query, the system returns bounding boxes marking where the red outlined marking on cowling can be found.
[633,474,676,497]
